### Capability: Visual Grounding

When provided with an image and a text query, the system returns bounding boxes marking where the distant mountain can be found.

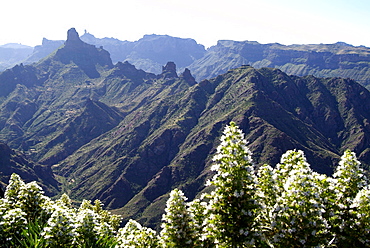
[188,40,370,89]
[80,32,206,74]
[23,38,64,64]
[0,43,32,49]
[0,28,370,229]
[0,44,33,72]
[2,31,370,91]
[80,32,132,64]
[0,31,206,76]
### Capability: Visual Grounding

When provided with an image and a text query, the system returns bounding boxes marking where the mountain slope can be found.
[23,38,64,64]
[0,28,120,169]
[0,44,33,72]
[3,31,370,91]
[80,32,206,74]
[188,40,370,89]
[115,65,370,228]
[51,61,370,228]
[0,142,59,195]
[0,28,370,230]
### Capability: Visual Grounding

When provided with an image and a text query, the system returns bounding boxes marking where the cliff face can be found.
[54,28,113,78]
[188,40,370,89]
[80,33,206,74]
[24,38,64,64]
[2,32,370,90]
[1,29,370,230]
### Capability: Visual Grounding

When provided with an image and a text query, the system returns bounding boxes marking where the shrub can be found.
[0,122,369,247]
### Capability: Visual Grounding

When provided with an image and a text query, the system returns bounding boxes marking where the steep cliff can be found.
[188,40,370,89]
[0,29,370,230]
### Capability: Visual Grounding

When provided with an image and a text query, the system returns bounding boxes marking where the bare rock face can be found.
[160,61,178,79]
[24,38,64,64]
[66,28,83,45]
[188,41,370,88]
[180,68,196,85]
[55,28,113,78]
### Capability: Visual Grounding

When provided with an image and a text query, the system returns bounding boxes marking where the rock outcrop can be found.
[160,61,178,79]
[24,38,64,64]
[65,28,84,46]
[1,29,370,230]
[53,28,113,78]
[180,68,196,85]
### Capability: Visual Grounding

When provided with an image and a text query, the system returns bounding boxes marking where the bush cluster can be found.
[1,122,369,247]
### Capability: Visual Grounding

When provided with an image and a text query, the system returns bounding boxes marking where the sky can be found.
[1,0,369,48]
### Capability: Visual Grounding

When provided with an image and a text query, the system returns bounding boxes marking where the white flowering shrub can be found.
[91,199,121,233]
[349,186,370,246]
[0,173,120,247]
[268,150,330,247]
[160,188,196,247]
[75,199,119,246]
[42,205,77,247]
[4,173,25,206]
[1,173,49,246]
[75,208,103,245]
[333,150,368,201]
[0,206,27,246]
[256,163,277,244]
[187,197,212,247]
[330,150,369,246]
[56,193,73,208]
[116,219,159,247]
[257,163,276,210]
[204,122,262,247]
[0,122,369,247]
[18,181,51,222]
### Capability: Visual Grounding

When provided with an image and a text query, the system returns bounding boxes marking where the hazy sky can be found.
[1,0,369,48]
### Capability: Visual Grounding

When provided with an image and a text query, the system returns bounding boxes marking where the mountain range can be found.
[1,30,370,89]
[0,28,370,229]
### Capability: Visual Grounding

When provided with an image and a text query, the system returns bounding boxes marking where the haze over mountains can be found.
[1,30,370,89]
[0,28,370,228]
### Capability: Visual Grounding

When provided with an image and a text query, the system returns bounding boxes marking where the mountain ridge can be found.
[2,31,370,90]
[188,40,370,88]
[0,28,370,230]
[0,142,59,195]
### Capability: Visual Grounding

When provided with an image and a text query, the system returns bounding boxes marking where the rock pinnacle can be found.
[65,28,83,46]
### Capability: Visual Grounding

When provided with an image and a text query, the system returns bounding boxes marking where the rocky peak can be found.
[51,28,113,78]
[180,68,196,85]
[113,61,155,82]
[65,28,84,46]
[160,62,178,79]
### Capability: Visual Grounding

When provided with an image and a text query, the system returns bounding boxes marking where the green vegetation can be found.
[1,123,369,247]
[1,29,370,236]
[188,41,370,89]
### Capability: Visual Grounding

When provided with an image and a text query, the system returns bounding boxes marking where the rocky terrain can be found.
[0,142,58,195]
[188,40,370,88]
[0,28,370,229]
[2,30,370,89]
